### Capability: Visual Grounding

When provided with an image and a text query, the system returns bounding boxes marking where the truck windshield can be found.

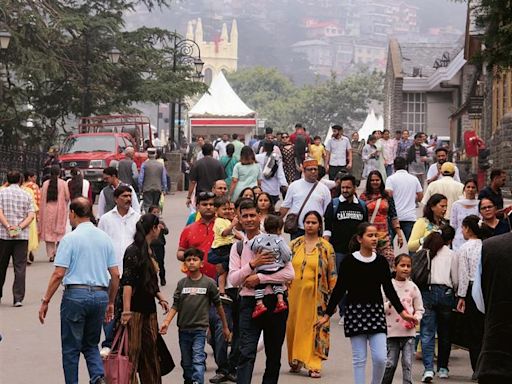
[61,136,117,154]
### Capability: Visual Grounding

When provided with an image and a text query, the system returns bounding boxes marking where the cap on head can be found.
[303,158,318,168]
[441,162,455,175]
[147,147,157,157]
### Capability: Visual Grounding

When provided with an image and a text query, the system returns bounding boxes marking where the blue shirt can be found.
[55,222,118,287]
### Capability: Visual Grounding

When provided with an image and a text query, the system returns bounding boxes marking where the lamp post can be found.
[168,33,204,149]
[0,22,11,102]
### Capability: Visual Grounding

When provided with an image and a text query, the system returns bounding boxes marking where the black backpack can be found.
[411,248,432,290]
[294,134,308,163]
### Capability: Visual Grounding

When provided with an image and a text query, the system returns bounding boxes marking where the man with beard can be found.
[426,148,460,184]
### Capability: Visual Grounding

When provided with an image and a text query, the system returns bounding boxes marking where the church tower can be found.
[186,18,239,85]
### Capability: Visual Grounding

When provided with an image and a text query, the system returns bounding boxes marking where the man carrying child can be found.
[228,199,294,384]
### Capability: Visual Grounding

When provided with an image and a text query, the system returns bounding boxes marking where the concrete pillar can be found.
[165,151,183,191]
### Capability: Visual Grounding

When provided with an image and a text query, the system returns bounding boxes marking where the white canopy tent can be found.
[188,72,256,138]
[358,109,383,141]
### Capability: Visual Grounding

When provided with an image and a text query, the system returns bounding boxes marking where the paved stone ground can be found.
[0,192,475,383]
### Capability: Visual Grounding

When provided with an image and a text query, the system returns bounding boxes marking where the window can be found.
[402,93,426,132]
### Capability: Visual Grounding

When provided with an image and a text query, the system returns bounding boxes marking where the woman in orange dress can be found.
[359,170,403,268]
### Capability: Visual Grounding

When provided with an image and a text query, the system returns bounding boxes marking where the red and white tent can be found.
[188,72,257,138]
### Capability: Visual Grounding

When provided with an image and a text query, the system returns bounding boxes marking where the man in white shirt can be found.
[422,162,464,220]
[214,134,230,158]
[97,184,140,356]
[325,125,352,180]
[426,147,461,184]
[385,157,423,242]
[280,158,331,239]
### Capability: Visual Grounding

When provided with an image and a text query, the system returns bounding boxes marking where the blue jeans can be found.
[335,252,348,317]
[60,287,108,384]
[179,329,207,384]
[420,285,455,372]
[350,333,387,384]
[382,337,415,384]
[385,164,394,177]
[208,288,239,376]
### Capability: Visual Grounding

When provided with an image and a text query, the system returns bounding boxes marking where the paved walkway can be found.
[0,192,474,383]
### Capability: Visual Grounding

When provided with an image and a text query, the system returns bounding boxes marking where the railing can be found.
[0,145,45,184]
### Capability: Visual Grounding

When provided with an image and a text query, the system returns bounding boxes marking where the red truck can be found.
[59,115,152,194]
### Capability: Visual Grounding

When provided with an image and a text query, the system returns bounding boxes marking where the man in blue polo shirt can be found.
[39,197,120,384]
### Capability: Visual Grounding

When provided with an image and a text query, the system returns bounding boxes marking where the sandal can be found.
[309,370,321,378]
[289,361,303,373]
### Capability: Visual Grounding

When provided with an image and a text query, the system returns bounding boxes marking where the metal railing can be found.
[0,145,45,184]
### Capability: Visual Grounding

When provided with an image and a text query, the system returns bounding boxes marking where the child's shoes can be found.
[252,302,268,318]
[273,300,288,313]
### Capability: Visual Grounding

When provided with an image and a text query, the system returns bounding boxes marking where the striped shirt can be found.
[0,185,34,240]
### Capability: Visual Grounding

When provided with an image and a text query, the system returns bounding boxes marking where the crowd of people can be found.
[0,123,511,384]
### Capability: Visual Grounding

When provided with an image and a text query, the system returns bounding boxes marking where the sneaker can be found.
[220,294,233,304]
[438,368,449,379]
[99,347,111,359]
[422,371,434,383]
[209,373,228,383]
[13,301,23,307]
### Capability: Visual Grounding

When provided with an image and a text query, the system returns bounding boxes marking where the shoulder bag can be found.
[284,182,318,234]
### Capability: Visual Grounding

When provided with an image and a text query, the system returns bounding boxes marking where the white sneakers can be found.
[421,371,434,383]
[99,347,111,359]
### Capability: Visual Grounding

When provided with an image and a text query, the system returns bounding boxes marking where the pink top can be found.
[383,278,424,338]
[228,234,295,296]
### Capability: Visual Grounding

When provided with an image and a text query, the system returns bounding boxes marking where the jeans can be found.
[350,333,387,384]
[179,329,207,384]
[385,164,394,177]
[335,252,348,317]
[60,287,108,384]
[0,239,28,303]
[209,291,236,376]
[398,221,415,244]
[420,285,455,372]
[237,295,288,384]
[382,337,415,384]
[290,228,305,241]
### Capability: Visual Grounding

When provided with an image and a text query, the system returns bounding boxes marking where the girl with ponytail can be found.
[67,167,92,202]
[119,213,170,383]
[456,215,489,377]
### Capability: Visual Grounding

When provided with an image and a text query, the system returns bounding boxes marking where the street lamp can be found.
[108,47,121,64]
[0,30,11,50]
[168,33,204,149]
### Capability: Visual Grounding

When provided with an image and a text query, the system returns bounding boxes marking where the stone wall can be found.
[383,41,403,132]
[487,112,512,195]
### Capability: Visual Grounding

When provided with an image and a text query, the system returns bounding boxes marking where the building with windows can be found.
[383,37,466,138]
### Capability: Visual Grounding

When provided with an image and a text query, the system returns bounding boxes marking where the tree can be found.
[228,66,384,137]
[0,0,207,147]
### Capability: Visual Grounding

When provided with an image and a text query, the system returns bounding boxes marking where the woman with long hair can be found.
[478,197,511,236]
[362,135,380,179]
[281,133,301,184]
[256,192,276,233]
[408,193,448,253]
[119,213,170,384]
[417,226,457,382]
[38,165,70,262]
[456,215,489,379]
[287,211,337,378]
[67,167,92,203]
[22,171,40,264]
[450,179,480,250]
[359,170,402,267]
[220,143,237,190]
[229,146,261,200]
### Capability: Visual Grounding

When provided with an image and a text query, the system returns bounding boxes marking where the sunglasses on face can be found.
[198,191,215,198]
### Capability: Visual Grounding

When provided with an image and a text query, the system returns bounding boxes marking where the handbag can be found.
[157,333,175,376]
[284,182,318,234]
[103,325,132,384]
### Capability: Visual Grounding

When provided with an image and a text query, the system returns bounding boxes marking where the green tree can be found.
[0,0,206,147]
[228,66,384,137]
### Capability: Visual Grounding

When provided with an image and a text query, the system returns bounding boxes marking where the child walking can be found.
[149,205,169,286]
[160,247,230,384]
[248,214,292,318]
[209,196,242,302]
[382,254,424,384]
[316,223,417,384]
